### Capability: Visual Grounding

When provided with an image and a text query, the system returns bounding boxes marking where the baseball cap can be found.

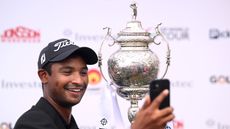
[38,38,98,69]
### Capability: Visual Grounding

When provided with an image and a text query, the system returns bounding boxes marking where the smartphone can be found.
[150,79,170,109]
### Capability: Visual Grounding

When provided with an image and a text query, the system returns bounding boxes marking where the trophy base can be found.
[116,85,149,122]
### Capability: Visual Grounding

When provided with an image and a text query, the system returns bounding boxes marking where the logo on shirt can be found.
[100,118,108,126]
[165,125,171,129]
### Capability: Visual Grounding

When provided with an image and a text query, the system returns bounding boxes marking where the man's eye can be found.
[62,70,72,75]
[80,69,88,76]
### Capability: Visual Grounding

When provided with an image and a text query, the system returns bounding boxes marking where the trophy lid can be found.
[116,3,154,44]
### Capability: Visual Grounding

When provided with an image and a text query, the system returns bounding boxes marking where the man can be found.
[14,38,174,129]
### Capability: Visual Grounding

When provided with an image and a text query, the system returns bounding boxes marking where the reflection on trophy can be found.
[98,2,171,122]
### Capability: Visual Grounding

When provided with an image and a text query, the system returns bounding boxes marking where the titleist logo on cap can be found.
[54,39,76,52]
[40,53,46,64]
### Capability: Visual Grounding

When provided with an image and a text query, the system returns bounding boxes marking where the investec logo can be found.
[0,26,40,43]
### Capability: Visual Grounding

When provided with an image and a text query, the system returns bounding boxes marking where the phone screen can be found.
[150,79,170,109]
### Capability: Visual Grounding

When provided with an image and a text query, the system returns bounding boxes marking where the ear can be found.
[38,69,49,84]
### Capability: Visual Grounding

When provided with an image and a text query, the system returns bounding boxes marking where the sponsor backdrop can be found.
[0,0,230,129]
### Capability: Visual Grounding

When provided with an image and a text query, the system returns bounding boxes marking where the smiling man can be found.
[14,38,174,129]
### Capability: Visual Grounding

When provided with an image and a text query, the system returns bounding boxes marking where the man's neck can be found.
[44,97,72,124]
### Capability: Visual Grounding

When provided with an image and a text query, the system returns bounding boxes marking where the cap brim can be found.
[50,47,98,65]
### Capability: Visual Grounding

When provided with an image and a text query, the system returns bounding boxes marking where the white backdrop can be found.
[0,0,230,129]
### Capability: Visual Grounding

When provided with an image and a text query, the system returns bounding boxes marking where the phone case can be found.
[150,79,170,109]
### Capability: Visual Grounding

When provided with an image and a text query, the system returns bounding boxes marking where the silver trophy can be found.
[98,2,171,122]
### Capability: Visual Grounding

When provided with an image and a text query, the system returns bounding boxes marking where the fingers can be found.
[158,110,175,125]
[156,104,175,125]
[150,89,169,109]
[141,95,151,110]
[160,107,174,119]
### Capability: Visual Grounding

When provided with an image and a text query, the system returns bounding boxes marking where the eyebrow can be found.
[59,66,88,71]
[82,66,88,70]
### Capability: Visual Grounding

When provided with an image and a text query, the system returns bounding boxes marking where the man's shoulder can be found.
[17,105,50,120]
[14,105,56,129]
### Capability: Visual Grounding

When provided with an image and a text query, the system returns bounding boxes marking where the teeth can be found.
[68,89,81,92]
[72,89,80,92]
[65,86,84,92]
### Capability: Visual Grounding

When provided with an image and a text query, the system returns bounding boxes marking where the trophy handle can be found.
[98,27,116,89]
[152,23,171,79]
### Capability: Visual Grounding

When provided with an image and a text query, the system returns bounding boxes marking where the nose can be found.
[71,73,86,85]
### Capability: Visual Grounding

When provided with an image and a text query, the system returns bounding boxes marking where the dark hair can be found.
[39,63,52,90]
[42,63,53,75]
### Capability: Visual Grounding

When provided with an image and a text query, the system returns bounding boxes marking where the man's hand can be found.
[131,90,175,129]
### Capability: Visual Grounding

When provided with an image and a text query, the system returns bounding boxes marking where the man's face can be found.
[44,56,88,108]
